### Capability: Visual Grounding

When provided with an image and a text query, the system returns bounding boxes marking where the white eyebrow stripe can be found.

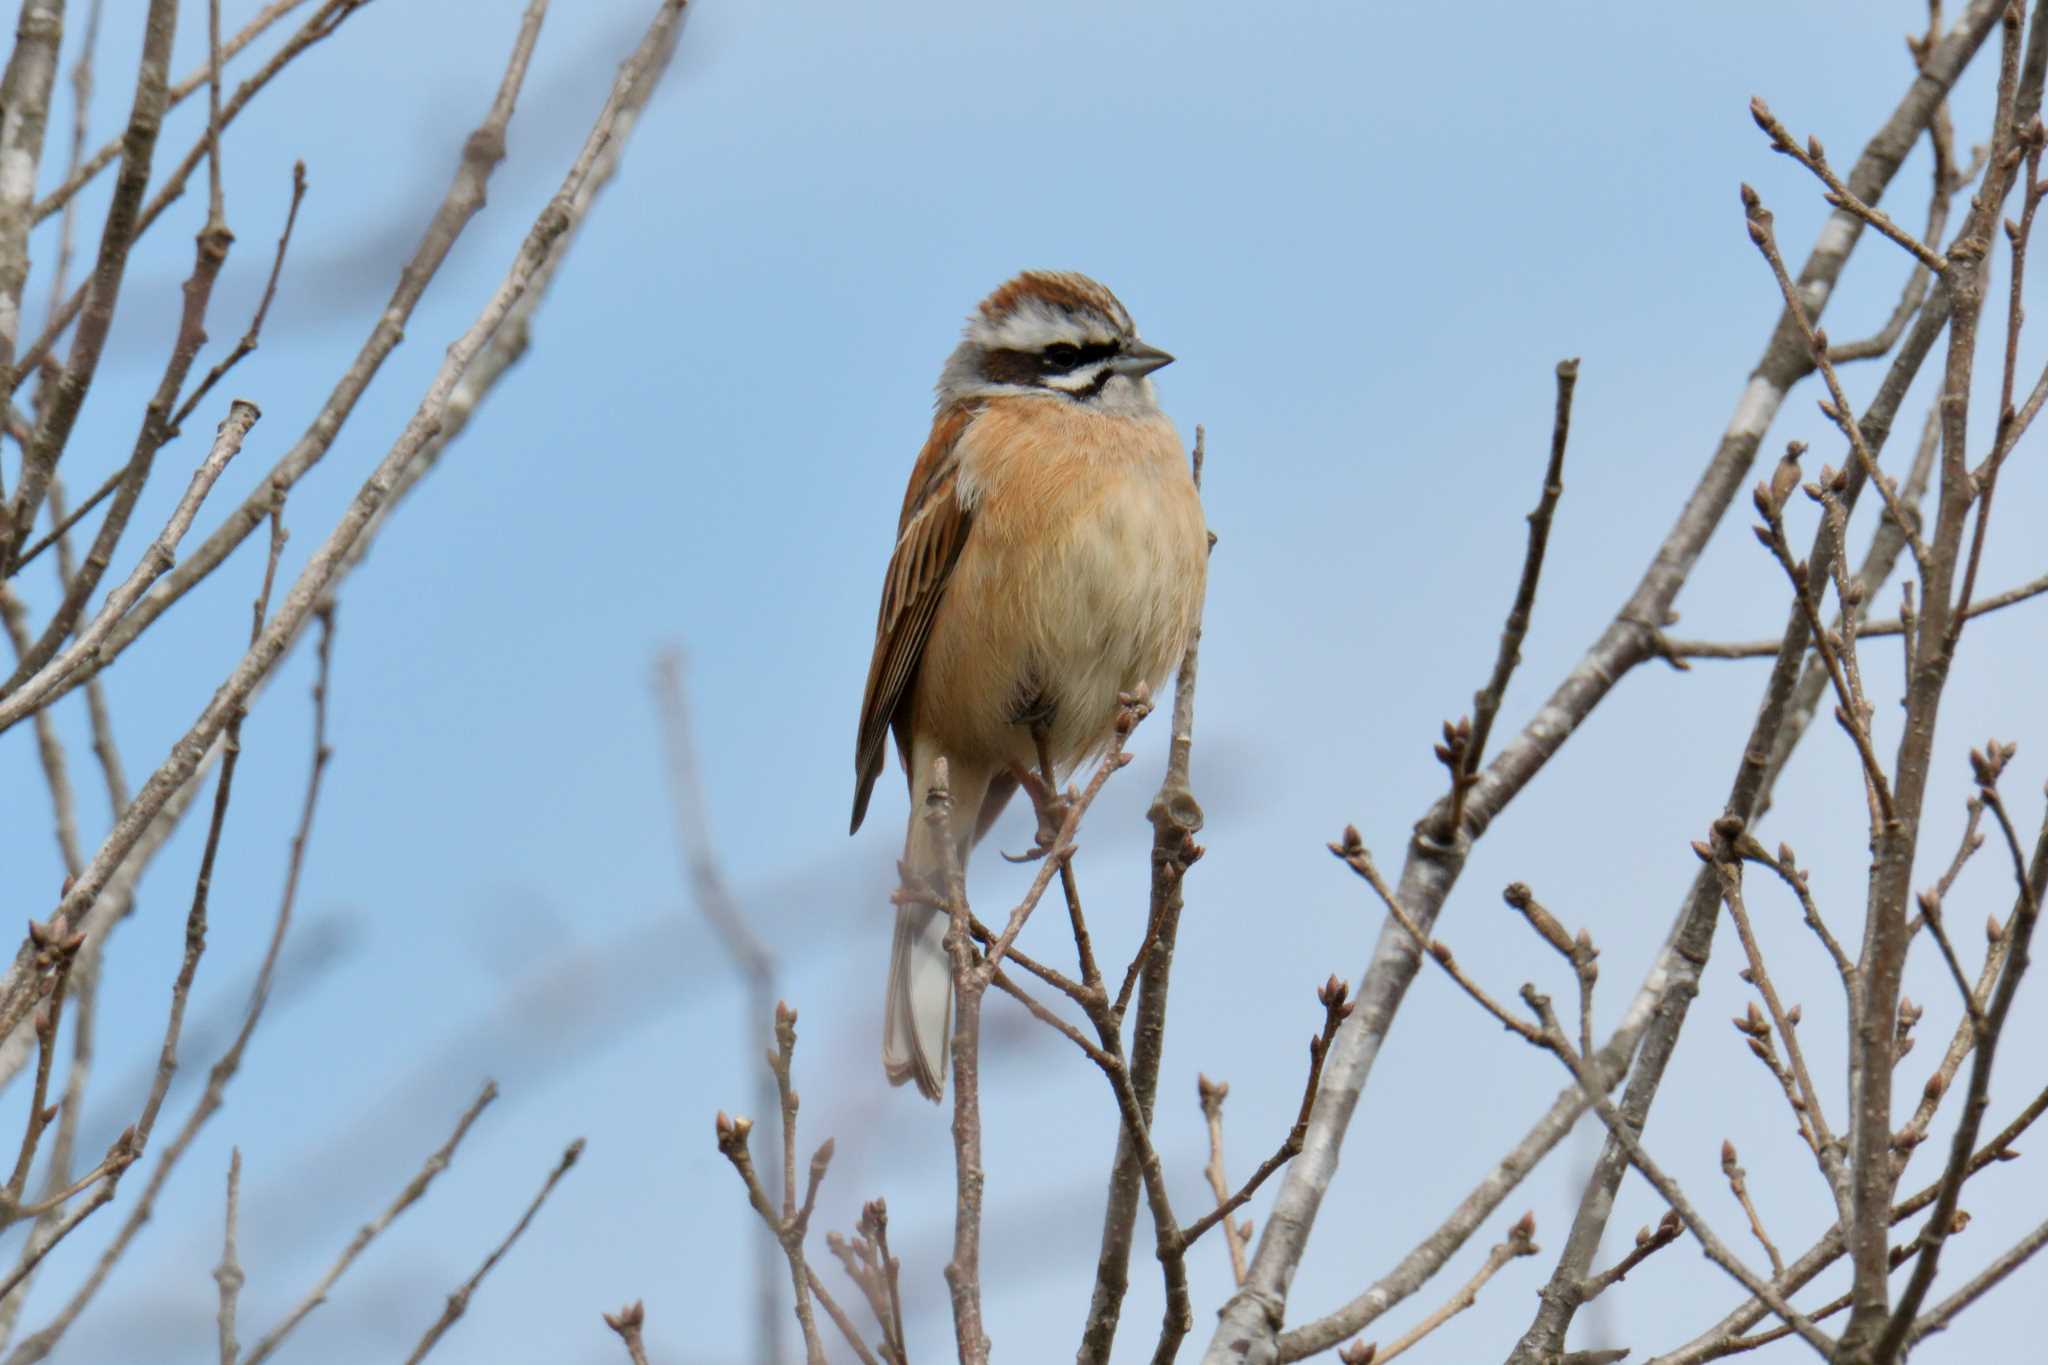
[970,301,1117,353]
[1040,362,1111,392]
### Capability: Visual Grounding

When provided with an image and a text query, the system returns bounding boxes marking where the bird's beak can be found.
[1111,341,1175,377]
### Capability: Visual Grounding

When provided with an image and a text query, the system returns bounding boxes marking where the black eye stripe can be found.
[978,341,1124,389]
[1040,341,1119,374]
[980,349,1040,386]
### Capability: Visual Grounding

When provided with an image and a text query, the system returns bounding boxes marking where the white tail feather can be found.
[882,750,994,1102]
[883,903,951,1100]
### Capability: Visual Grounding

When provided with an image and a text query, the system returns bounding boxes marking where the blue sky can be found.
[1,1,2044,1361]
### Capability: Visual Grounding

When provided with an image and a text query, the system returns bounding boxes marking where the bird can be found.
[851,270,1208,1100]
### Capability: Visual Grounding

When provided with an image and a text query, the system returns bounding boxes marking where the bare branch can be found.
[1715,849,1848,1214]
[1520,990,1836,1357]
[1180,981,1350,1251]
[30,0,314,227]
[1364,1213,1538,1365]
[1664,562,2047,660]
[1751,96,1949,270]
[1197,1075,1252,1286]
[0,0,65,393]
[1908,1214,2048,1344]
[214,1149,242,1365]
[402,1137,585,1364]
[0,0,689,1062]
[1720,1141,1786,1279]
[1581,1210,1682,1303]
[240,1081,499,1365]
[1449,358,1578,836]
[1881,755,2044,1349]
[4,602,334,1365]
[0,399,261,730]
[2,0,180,570]
[652,647,781,1361]
[10,0,371,402]
[166,158,308,436]
[1203,26,2020,1323]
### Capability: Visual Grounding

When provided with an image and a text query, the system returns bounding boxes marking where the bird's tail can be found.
[883,892,952,1101]
[883,751,991,1102]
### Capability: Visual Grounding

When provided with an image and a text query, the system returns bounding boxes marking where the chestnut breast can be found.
[909,396,1207,773]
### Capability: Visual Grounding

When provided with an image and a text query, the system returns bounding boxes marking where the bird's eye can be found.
[1042,343,1081,370]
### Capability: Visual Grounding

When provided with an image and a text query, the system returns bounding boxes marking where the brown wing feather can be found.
[851,406,977,834]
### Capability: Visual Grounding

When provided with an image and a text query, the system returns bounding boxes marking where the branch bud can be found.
[1318,974,1351,1011]
[1769,451,1801,509]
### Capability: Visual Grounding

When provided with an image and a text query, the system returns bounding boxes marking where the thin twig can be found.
[1746,451,1897,821]
[1713,846,1847,1213]
[1662,568,2048,658]
[1720,1141,1786,1278]
[0,0,66,402]
[204,0,226,231]
[214,1148,242,1365]
[9,0,370,401]
[1581,1210,1682,1302]
[169,159,308,435]
[1520,990,1836,1356]
[1,0,481,713]
[1365,1214,1539,1365]
[1750,96,1950,270]
[30,0,312,226]
[1340,831,1540,1045]
[1179,982,1350,1250]
[1,0,180,571]
[1917,892,1987,1030]
[0,399,261,732]
[239,1082,500,1365]
[652,647,781,1362]
[1908,1214,2048,1343]
[825,1199,906,1365]
[0,0,687,1064]
[715,1004,836,1365]
[1448,358,1578,838]
[4,601,332,1365]
[1844,10,2042,1344]
[1747,839,1855,987]
[1197,1075,1251,1285]
[1880,762,2044,1351]
[401,1137,585,1364]
[602,1301,652,1365]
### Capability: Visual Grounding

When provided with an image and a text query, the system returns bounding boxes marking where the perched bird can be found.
[851,271,1208,1100]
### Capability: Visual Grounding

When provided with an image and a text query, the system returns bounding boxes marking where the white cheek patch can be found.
[1087,373,1159,417]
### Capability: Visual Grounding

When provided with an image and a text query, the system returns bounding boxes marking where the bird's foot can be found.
[999,761,1074,862]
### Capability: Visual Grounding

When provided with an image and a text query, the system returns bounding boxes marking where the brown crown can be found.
[976,270,1128,326]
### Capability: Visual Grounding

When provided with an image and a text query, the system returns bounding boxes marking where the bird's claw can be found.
[1000,761,1074,862]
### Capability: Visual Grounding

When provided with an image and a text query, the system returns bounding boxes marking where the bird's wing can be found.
[850,405,977,834]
